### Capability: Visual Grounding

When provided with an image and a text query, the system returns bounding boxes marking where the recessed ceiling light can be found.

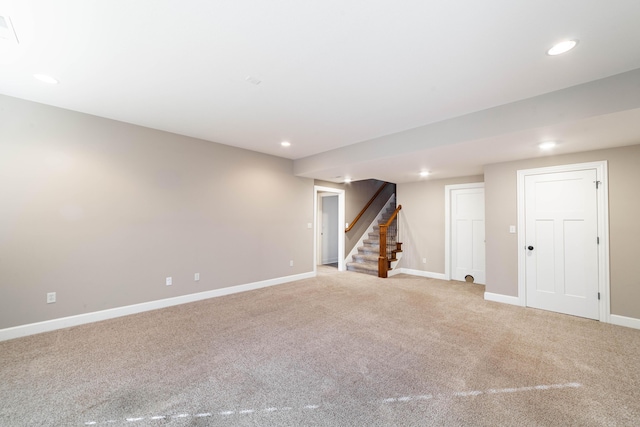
[539,141,557,150]
[280,141,291,147]
[33,74,59,84]
[547,40,578,56]
[419,171,430,177]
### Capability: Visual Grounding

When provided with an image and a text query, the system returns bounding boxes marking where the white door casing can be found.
[517,161,610,322]
[445,183,486,284]
[313,186,345,272]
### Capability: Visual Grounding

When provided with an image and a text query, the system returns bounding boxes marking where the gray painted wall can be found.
[3,92,639,330]
[484,144,640,319]
[0,95,314,329]
[397,176,484,274]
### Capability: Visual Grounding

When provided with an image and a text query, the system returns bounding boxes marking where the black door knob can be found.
[527,246,534,250]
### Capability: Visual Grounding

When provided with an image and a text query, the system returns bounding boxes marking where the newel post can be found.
[378,224,388,278]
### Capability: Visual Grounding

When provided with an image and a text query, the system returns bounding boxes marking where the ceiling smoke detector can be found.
[245,76,262,85]
[0,15,19,44]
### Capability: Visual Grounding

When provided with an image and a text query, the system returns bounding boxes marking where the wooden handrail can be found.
[378,205,402,278]
[382,204,402,228]
[345,182,388,232]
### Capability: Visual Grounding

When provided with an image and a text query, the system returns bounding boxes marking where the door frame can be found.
[516,161,610,322]
[314,186,346,273]
[318,193,339,265]
[444,182,485,281]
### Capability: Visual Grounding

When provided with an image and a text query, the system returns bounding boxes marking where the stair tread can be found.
[347,261,378,269]
[358,245,379,249]
[352,254,379,262]
[346,198,402,277]
[346,262,379,274]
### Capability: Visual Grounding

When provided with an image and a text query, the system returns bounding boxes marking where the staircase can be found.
[346,200,403,276]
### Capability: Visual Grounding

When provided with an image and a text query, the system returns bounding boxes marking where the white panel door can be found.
[451,187,485,284]
[524,169,599,319]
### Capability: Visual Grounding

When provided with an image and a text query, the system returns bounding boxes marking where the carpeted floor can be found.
[1,267,639,426]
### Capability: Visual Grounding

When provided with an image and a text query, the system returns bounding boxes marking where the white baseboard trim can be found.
[610,314,640,330]
[387,268,402,277]
[0,271,316,342]
[396,268,447,280]
[484,292,522,306]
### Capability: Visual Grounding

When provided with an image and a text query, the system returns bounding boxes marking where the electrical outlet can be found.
[422,258,427,264]
[47,292,56,304]
[166,277,172,286]
[307,223,312,229]
[194,273,200,281]
[290,260,294,267]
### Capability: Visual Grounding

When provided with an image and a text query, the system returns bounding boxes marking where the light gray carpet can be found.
[1,267,640,426]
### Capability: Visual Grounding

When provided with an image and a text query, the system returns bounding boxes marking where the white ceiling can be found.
[2,0,640,183]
